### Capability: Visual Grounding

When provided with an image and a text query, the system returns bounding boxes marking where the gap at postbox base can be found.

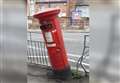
[33,8,72,80]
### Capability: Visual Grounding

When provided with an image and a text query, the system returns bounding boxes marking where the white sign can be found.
[47,43,56,47]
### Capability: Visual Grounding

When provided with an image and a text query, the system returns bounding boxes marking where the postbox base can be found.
[47,67,72,80]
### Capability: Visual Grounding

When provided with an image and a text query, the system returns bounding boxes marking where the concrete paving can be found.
[27,65,89,83]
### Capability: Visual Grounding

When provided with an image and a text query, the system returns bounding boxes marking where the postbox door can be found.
[42,29,69,70]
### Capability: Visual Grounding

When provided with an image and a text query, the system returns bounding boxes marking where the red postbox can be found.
[33,8,71,79]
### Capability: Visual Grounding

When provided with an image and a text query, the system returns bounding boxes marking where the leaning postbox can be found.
[33,8,71,79]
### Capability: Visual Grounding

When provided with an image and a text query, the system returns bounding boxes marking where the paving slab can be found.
[27,65,89,83]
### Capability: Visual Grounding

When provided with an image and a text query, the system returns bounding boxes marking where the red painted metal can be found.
[33,8,70,71]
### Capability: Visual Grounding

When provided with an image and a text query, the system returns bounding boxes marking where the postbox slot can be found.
[40,23,53,30]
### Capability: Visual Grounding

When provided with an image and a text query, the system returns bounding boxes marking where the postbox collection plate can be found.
[45,32,53,43]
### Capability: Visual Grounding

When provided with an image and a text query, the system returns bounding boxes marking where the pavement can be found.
[27,65,89,83]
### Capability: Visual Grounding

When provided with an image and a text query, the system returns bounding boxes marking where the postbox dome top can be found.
[33,8,60,21]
